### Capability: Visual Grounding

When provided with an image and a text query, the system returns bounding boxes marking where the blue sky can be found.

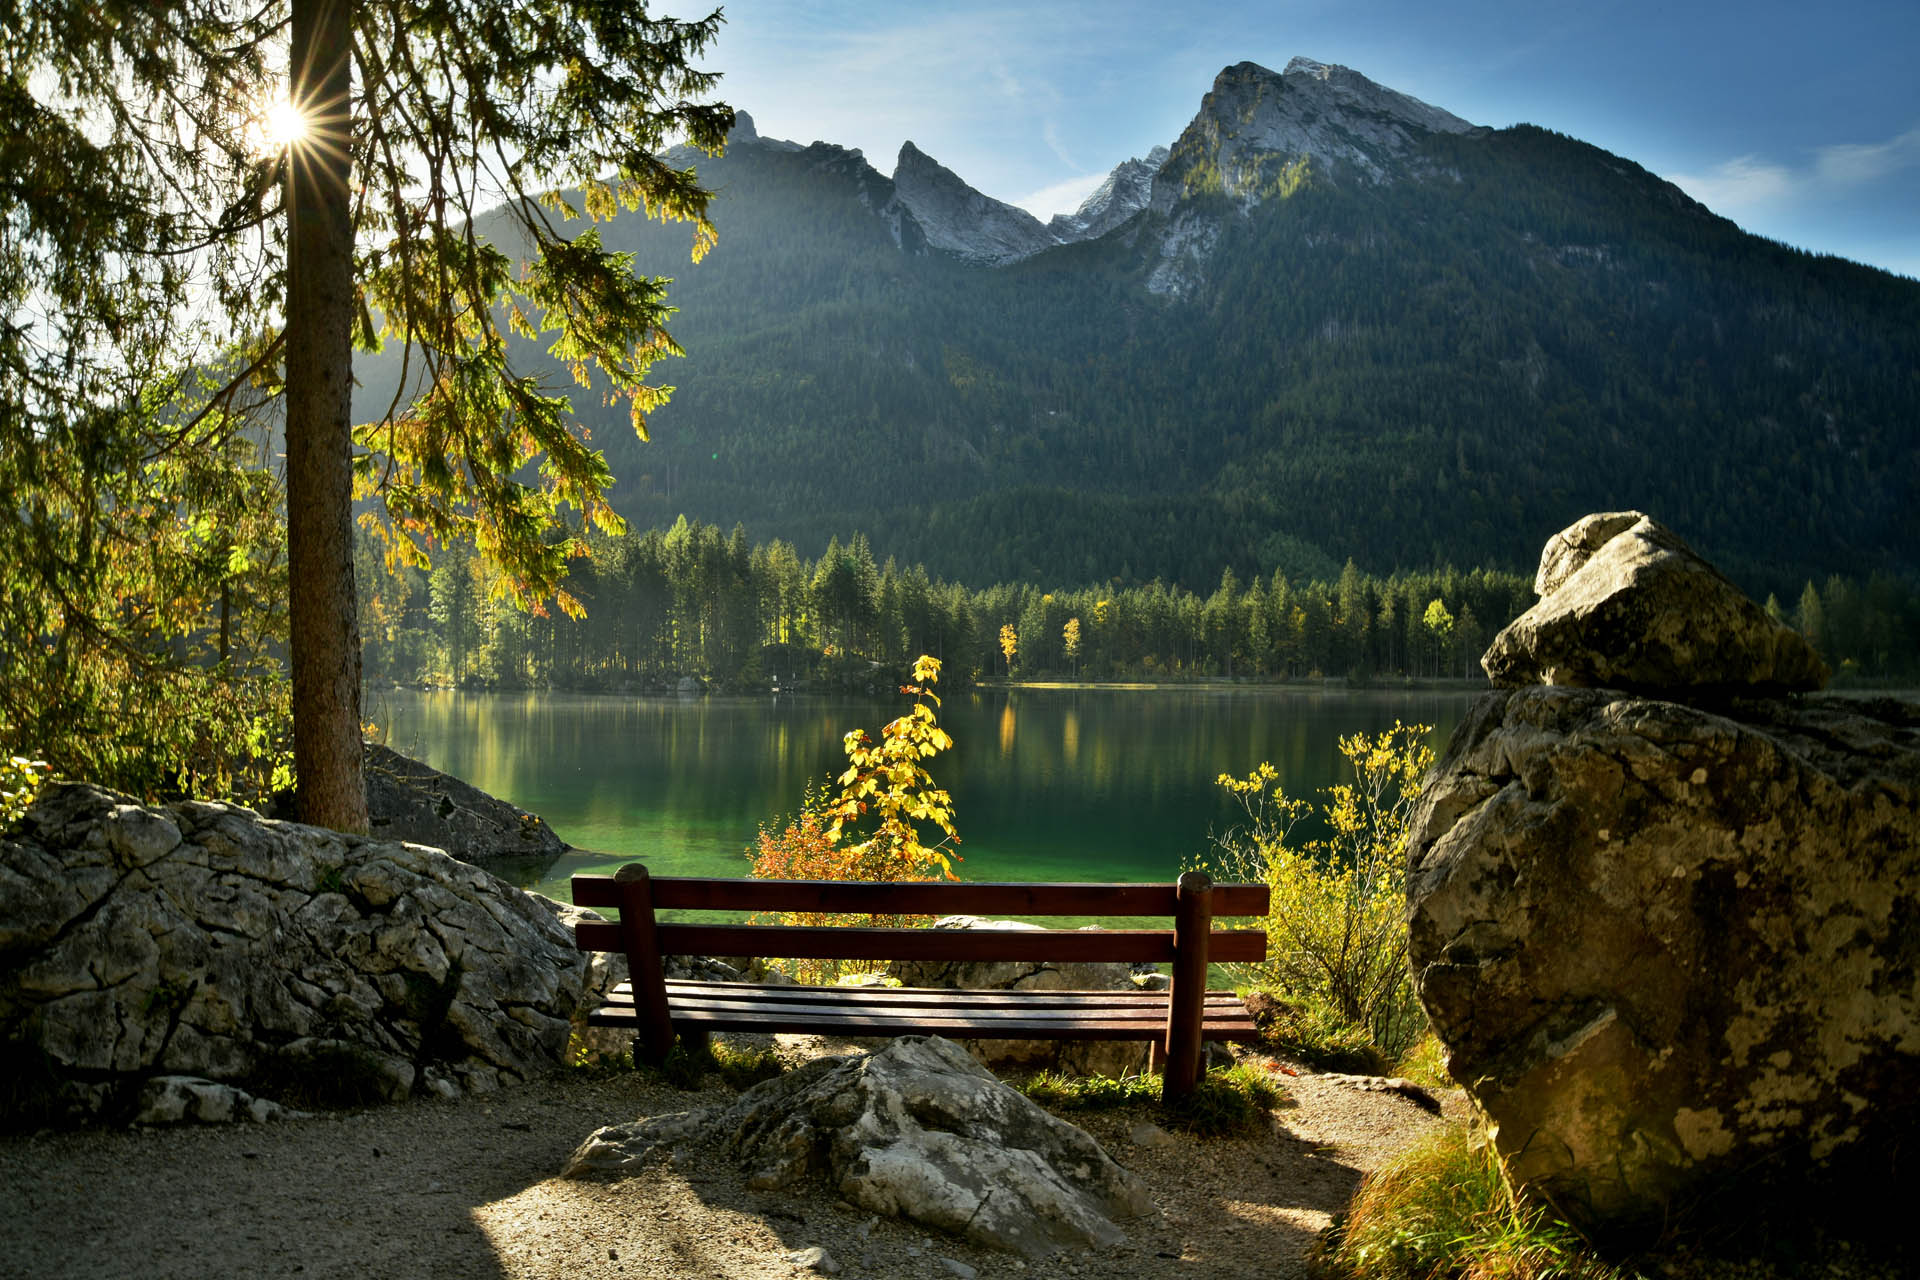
[696,0,1919,279]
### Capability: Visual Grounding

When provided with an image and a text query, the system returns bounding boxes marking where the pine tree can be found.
[4,1,730,827]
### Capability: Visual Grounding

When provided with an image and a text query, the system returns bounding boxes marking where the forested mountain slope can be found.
[359,58,1920,595]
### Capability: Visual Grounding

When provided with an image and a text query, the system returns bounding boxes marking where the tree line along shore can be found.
[358,514,1920,692]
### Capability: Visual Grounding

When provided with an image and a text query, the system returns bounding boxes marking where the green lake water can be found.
[371,685,1480,905]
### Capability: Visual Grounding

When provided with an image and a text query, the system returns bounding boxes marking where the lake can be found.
[370,684,1481,904]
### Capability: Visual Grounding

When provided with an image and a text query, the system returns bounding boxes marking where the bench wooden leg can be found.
[1162,870,1213,1102]
[616,863,676,1064]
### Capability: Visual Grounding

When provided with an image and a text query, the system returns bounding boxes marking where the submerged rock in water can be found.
[361,743,569,865]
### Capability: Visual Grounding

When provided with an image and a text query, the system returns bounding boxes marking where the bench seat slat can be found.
[611,989,1247,1018]
[588,1007,1259,1041]
[586,980,1260,1042]
[591,1013,1251,1043]
[651,980,1241,1010]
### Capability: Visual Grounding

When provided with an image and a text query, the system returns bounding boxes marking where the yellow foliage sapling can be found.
[748,657,961,977]
[1217,722,1433,1058]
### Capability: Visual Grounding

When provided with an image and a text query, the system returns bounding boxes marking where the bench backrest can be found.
[571,870,1270,964]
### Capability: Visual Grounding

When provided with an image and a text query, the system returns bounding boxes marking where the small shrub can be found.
[1319,1122,1625,1280]
[1244,990,1390,1075]
[0,755,50,828]
[1216,724,1433,1062]
[648,1039,717,1091]
[1162,1062,1289,1138]
[749,656,960,984]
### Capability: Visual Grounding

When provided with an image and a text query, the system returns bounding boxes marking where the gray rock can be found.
[361,744,568,865]
[886,917,1153,1079]
[1481,511,1827,695]
[132,1075,306,1125]
[1314,1073,1441,1115]
[1,782,597,1125]
[1406,686,1920,1236]
[1128,1121,1174,1149]
[891,143,1059,267]
[565,1036,1152,1257]
[786,1245,841,1274]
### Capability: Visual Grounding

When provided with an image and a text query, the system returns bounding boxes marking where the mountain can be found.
[889,141,1058,265]
[364,60,1920,595]
[1050,145,1169,242]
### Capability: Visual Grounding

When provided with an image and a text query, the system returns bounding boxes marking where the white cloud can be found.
[1014,172,1108,220]
[1814,126,1920,186]
[1669,123,1920,216]
[1043,119,1078,170]
[1667,155,1794,213]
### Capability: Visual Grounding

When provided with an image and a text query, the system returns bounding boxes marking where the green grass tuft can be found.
[1016,1070,1161,1111]
[1319,1122,1627,1280]
[1393,1031,1453,1091]
[708,1039,787,1090]
[1019,1063,1290,1139]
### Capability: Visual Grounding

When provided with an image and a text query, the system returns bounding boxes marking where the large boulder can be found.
[1481,511,1827,695]
[886,916,1159,1078]
[563,1035,1153,1257]
[0,782,597,1125]
[1407,686,1920,1235]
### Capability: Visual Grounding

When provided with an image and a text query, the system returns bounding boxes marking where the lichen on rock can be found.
[1481,510,1828,695]
[1409,512,1917,1240]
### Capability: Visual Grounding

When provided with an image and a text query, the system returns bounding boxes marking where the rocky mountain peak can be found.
[1050,145,1171,242]
[890,141,1059,266]
[1278,57,1475,137]
[1143,57,1481,296]
[726,108,803,154]
[1156,57,1478,206]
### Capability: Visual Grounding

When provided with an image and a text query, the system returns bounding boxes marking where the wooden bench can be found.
[571,863,1269,1100]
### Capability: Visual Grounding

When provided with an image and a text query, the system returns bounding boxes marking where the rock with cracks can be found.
[1481,510,1827,695]
[1,782,597,1125]
[1407,685,1920,1237]
[563,1035,1153,1257]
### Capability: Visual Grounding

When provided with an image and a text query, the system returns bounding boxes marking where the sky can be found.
[693,0,1920,279]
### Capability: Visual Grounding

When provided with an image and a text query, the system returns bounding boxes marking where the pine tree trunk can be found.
[285,0,369,833]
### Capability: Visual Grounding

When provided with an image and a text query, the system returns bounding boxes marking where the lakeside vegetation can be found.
[360,514,1920,697]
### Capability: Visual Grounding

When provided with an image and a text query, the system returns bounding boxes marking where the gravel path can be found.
[0,1044,1458,1280]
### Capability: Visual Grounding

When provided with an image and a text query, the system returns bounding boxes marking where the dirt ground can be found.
[0,1038,1465,1280]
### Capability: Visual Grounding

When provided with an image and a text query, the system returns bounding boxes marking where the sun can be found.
[254,98,309,152]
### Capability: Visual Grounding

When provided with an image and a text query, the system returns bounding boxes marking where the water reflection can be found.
[375,686,1479,901]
